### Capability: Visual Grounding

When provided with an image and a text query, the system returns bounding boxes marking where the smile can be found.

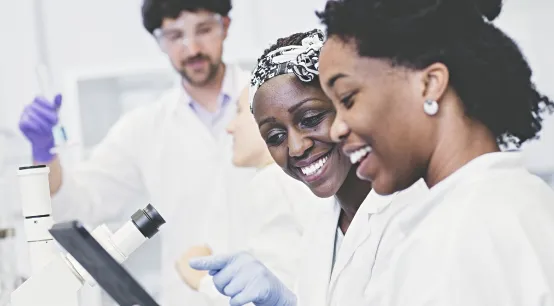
[299,152,331,176]
[349,146,372,164]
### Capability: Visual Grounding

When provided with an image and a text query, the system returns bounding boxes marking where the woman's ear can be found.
[422,62,449,103]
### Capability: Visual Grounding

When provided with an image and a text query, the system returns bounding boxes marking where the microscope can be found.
[10,165,165,306]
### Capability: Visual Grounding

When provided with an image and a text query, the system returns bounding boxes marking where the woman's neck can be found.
[426,113,499,188]
[335,167,372,233]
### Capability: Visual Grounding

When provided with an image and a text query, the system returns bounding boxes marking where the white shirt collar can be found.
[358,189,398,217]
[169,63,244,113]
[359,152,523,219]
[429,151,523,196]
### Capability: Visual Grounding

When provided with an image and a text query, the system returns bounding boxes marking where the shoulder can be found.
[386,171,554,305]
[248,164,314,204]
[247,164,332,222]
[401,166,554,259]
[446,167,554,222]
[393,179,430,205]
[429,168,554,258]
[247,164,283,192]
[227,63,251,90]
[228,63,250,79]
[107,87,179,134]
[125,87,180,120]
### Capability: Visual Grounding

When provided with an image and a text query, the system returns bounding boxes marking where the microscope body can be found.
[11,254,83,306]
[10,223,152,306]
[11,166,165,306]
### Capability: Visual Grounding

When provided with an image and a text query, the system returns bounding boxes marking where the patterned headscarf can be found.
[249,30,325,112]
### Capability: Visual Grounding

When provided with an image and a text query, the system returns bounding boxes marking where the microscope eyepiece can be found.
[143,204,165,227]
[131,204,166,238]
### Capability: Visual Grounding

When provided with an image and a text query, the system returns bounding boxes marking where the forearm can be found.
[46,155,145,226]
[36,156,62,195]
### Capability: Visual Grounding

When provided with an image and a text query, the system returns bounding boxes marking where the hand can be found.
[189,252,297,306]
[175,244,212,290]
[19,94,62,163]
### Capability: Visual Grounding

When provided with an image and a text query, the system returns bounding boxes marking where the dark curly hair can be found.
[317,0,554,147]
[142,0,231,34]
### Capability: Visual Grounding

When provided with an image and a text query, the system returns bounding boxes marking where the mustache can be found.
[183,54,210,65]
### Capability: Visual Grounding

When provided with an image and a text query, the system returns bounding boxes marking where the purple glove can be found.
[19,94,62,163]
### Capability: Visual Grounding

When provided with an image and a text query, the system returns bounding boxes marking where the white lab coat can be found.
[198,163,331,305]
[295,179,430,306]
[51,64,255,306]
[364,152,554,306]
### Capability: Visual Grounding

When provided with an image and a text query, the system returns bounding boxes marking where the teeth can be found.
[349,146,372,164]
[300,154,329,176]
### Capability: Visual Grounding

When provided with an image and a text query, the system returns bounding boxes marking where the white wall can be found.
[41,0,168,85]
[241,0,328,53]
[0,1,39,135]
[0,0,39,286]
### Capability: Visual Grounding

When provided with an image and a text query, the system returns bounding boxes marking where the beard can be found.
[177,54,221,87]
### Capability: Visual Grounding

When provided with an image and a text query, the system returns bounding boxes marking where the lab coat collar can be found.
[393,152,523,236]
[296,200,340,306]
[169,63,243,114]
[164,64,243,146]
[325,153,520,289]
[328,190,395,288]
[220,63,243,103]
[429,151,523,195]
[360,189,398,215]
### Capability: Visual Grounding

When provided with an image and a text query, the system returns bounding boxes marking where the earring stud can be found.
[423,99,439,116]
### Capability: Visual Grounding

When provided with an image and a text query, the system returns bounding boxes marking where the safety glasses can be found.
[153,14,224,52]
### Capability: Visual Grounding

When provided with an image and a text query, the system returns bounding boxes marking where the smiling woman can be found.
[317,0,554,305]
[188,28,429,306]
[250,30,358,201]
[253,73,350,198]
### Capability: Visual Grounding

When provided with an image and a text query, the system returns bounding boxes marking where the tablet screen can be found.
[49,221,159,306]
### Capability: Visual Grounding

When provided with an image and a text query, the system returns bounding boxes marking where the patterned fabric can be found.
[249,30,325,112]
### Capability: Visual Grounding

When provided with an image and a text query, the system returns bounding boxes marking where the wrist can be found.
[32,144,55,164]
[280,286,297,306]
[277,295,297,306]
[271,282,296,306]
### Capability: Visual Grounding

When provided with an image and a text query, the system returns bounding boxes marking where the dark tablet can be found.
[49,220,159,306]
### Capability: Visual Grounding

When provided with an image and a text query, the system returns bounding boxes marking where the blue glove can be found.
[189,252,297,306]
[19,94,62,163]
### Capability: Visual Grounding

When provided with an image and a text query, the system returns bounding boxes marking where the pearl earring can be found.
[423,99,439,116]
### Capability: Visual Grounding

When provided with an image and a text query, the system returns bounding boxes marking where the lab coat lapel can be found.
[297,201,340,306]
[328,191,395,290]
[177,101,218,148]
[157,87,228,220]
[171,63,247,149]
